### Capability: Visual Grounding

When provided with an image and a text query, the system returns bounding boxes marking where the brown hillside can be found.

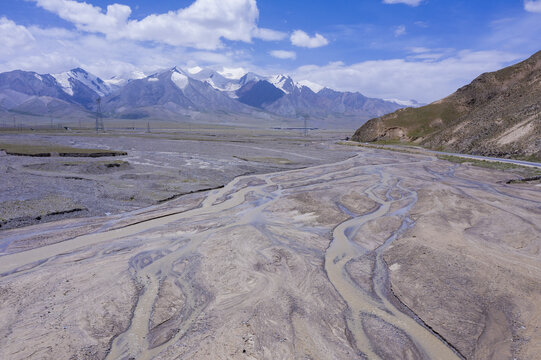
[352,50,541,160]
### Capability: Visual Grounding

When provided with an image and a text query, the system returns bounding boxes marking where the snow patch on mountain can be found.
[105,71,147,88]
[218,67,247,80]
[297,80,324,93]
[187,66,203,74]
[208,79,241,92]
[171,71,189,90]
[384,98,425,107]
[52,72,74,96]
[53,68,111,97]
[189,68,241,92]
[268,74,294,94]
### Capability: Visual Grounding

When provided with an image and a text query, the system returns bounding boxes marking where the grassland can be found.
[381,103,462,140]
[436,154,541,179]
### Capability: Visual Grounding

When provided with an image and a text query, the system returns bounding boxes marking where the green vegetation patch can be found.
[337,141,421,155]
[384,103,462,140]
[0,142,127,157]
[437,155,541,177]
[371,139,415,146]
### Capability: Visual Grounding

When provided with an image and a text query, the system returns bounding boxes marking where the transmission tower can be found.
[95,97,105,133]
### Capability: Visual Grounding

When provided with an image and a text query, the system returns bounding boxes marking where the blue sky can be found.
[1,0,541,102]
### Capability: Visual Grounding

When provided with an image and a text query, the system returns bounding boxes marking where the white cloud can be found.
[252,28,288,41]
[486,15,541,54]
[297,80,324,92]
[269,50,296,60]
[394,25,406,37]
[30,0,284,50]
[31,0,131,32]
[383,0,423,6]
[218,67,248,79]
[290,30,329,48]
[294,50,523,103]
[408,53,444,60]
[406,47,452,60]
[524,0,541,13]
[0,18,258,80]
[409,47,431,53]
[0,17,35,55]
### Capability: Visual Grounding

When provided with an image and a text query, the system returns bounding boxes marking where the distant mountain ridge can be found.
[0,68,108,119]
[101,67,256,120]
[352,50,541,159]
[0,66,414,128]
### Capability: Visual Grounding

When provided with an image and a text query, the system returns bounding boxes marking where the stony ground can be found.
[0,129,351,229]
[0,132,540,359]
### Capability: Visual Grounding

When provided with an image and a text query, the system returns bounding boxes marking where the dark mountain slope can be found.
[237,80,285,108]
[0,71,70,102]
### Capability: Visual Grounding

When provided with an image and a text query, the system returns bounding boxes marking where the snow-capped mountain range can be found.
[0,66,421,127]
[52,68,111,98]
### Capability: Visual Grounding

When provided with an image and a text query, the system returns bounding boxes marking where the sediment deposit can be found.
[1,146,540,359]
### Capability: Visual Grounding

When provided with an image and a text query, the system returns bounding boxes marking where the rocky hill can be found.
[352,50,541,160]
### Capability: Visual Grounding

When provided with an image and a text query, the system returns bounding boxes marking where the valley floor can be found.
[0,128,351,230]
[0,134,540,359]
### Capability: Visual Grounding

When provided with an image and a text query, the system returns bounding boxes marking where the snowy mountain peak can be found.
[171,71,189,90]
[296,80,324,93]
[239,72,264,86]
[105,71,147,89]
[52,72,74,96]
[171,66,187,75]
[268,74,295,94]
[188,67,241,92]
[71,67,88,75]
[52,68,111,97]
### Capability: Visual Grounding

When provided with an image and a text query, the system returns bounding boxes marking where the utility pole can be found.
[303,116,308,137]
[146,121,151,133]
[95,97,104,133]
